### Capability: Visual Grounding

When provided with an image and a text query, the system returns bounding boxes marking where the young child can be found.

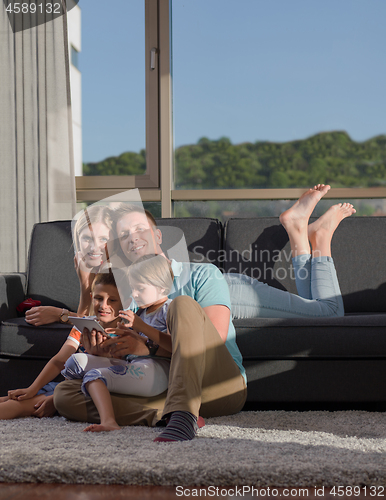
[0,272,122,420]
[64,254,174,432]
[120,253,175,355]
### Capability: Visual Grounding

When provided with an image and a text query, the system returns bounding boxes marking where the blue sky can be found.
[80,0,386,163]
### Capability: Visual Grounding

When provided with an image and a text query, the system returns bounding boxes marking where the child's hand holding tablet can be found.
[68,316,116,338]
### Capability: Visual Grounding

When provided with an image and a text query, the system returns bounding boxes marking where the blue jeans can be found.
[225,255,344,319]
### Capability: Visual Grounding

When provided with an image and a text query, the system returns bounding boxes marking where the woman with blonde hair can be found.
[25,205,114,326]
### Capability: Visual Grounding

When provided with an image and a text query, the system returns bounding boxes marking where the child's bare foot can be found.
[83,422,121,432]
[308,203,356,251]
[0,396,9,403]
[279,184,331,233]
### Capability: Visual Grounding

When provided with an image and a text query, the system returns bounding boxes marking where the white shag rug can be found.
[1,411,386,487]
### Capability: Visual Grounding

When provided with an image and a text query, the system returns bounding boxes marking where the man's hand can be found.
[8,386,37,401]
[80,328,111,357]
[104,324,149,358]
[25,306,62,326]
[32,395,56,418]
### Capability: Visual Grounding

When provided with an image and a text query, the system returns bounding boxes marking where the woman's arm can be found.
[77,293,92,317]
[25,306,85,326]
[25,306,80,326]
[74,253,96,316]
[24,253,99,326]
[8,340,78,401]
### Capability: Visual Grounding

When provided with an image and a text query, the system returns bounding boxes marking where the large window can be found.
[76,0,386,218]
[172,0,386,192]
[76,0,160,203]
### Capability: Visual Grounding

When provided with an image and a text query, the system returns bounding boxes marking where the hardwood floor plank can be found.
[0,484,177,500]
[0,483,376,500]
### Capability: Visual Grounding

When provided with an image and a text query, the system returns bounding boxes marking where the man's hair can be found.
[127,254,174,295]
[112,203,157,229]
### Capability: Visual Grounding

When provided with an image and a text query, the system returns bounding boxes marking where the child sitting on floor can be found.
[62,254,174,432]
[0,272,122,420]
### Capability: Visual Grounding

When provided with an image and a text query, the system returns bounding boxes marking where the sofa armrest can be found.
[0,273,27,322]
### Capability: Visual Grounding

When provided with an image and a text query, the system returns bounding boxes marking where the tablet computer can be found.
[69,316,108,336]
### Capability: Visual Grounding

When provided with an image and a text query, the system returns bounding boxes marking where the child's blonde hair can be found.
[127,254,174,296]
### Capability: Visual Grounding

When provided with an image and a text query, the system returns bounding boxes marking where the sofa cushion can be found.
[224,216,386,313]
[0,317,71,358]
[0,357,64,395]
[27,221,80,312]
[243,359,386,403]
[156,217,222,267]
[234,314,386,359]
[328,216,386,313]
[0,273,27,321]
[235,313,386,403]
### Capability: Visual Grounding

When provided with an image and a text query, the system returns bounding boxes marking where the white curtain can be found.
[0,1,76,272]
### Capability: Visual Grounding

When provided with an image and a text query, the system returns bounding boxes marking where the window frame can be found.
[75,0,163,202]
[75,0,386,215]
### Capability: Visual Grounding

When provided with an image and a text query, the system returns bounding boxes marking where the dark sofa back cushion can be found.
[329,216,386,313]
[224,216,386,314]
[26,218,222,312]
[26,221,80,312]
[224,217,295,292]
[155,218,222,266]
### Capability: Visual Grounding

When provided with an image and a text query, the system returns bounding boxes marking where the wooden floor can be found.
[0,483,378,499]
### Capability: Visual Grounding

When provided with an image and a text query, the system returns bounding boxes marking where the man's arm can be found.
[190,263,232,343]
[203,304,230,343]
[119,310,172,353]
[103,326,171,359]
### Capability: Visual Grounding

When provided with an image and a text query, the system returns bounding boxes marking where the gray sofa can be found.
[1,216,386,408]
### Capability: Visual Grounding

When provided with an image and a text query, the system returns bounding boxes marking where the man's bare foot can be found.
[83,422,121,432]
[279,184,331,233]
[308,203,356,252]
